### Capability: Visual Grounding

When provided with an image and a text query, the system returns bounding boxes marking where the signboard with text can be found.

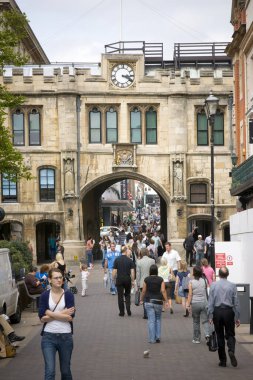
[215,242,242,282]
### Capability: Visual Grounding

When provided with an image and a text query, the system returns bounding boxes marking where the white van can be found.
[0,248,21,323]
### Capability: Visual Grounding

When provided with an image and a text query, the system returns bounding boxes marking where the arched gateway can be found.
[81,171,170,243]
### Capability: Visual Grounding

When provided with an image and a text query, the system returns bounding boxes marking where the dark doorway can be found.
[188,219,212,239]
[223,225,230,241]
[36,221,60,263]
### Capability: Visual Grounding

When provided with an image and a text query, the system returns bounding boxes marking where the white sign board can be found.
[215,241,243,283]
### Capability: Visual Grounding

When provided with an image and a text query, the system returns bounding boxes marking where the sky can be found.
[17,0,233,63]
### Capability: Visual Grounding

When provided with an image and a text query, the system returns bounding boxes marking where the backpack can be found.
[182,273,190,291]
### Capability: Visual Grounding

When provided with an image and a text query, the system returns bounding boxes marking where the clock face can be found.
[111,64,134,88]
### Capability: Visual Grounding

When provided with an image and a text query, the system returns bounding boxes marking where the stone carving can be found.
[173,161,183,195]
[24,155,32,169]
[64,158,75,195]
[115,150,133,166]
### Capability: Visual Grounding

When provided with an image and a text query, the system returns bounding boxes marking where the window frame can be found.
[28,108,41,146]
[130,107,142,144]
[1,174,18,203]
[106,107,118,143]
[39,168,56,202]
[12,109,25,146]
[89,107,101,143]
[197,110,208,146]
[197,108,224,146]
[190,183,208,204]
[145,107,157,144]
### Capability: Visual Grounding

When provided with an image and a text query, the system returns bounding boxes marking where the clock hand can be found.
[122,74,133,82]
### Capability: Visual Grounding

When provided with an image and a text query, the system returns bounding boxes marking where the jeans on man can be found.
[145,302,163,343]
[41,332,73,380]
[213,307,236,364]
[116,276,131,315]
[186,250,193,266]
[195,252,204,266]
[108,269,117,294]
[191,302,210,341]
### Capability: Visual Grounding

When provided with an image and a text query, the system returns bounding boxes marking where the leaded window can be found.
[29,109,41,145]
[89,108,101,143]
[1,174,17,202]
[130,108,141,143]
[39,168,55,202]
[106,108,118,143]
[146,108,157,144]
[12,109,24,146]
[190,183,207,204]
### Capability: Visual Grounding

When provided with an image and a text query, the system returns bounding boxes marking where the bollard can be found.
[250,297,253,335]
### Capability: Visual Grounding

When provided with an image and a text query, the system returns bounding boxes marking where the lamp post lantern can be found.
[204,91,219,271]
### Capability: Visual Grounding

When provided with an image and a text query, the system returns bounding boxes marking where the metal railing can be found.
[231,155,253,194]
[174,42,231,68]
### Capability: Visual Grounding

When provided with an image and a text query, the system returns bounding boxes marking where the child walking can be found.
[80,264,90,296]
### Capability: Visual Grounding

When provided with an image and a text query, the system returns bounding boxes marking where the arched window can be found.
[89,107,101,143]
[106,107,118,143]
[39,168,55,202]
[130,107,141,143]
[12,109,24,145]
[190,183,207,204]
[29,109,41,145]
[146,107,157,144]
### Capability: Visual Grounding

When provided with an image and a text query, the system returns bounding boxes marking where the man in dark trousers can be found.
[183,232,195,267]
[112,246,135,317]
[208,267,240,368]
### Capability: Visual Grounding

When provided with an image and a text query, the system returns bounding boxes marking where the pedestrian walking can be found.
[186,266,210,344]
[39,268,75,380]
[80,264,90,296]
[193,235,206,266]
[174,261,191,317]
[140,264,169,344]
[183,232,195,266]
[104,242,121,295]
[162,242,181,307]
[86,236,94,269]
[208,266,240,368]
[136,248,155,318]
[112,246,135,317]
[158,257,174,313]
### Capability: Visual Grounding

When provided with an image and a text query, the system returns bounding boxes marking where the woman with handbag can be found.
[39,268,75,380]
[140,264,169,344]
[186,266,210,344]
[174,261,190,317]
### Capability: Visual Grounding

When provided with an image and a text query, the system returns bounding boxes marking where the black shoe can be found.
[156,339,160,343]
[8,333,25,343]
[228,351,238,367]
[170,309,174,314]
[183,309,189,317]
[143,316,148,319]
[127,311,131,316]
[218,362,226,367]
[118,313,124,317]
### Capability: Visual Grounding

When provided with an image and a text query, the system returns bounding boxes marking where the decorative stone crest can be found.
[112,144,137,170]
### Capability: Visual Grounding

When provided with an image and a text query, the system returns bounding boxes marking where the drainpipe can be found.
[76,95,81,241]
[228,92,234,157]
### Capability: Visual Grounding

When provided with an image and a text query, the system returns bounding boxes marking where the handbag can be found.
[208,330,218,352]
[135,289,141,306]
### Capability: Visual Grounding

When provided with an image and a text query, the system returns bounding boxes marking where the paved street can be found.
[1,263,253,380]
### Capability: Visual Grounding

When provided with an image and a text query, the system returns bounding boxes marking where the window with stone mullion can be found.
[89,108,101,143]
[146,108,157,144]
[130,108,141,143]
[12,111,25,146]
[106,108,118,143]
[1,174,17,202]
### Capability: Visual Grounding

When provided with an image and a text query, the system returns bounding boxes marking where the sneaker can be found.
[111,291,116,295]
[9,333,25,343]
[156,338,160,343]
[170,308,174,314]
[192,339,200,344]
[228,351,238,367]
[218,362,227,367]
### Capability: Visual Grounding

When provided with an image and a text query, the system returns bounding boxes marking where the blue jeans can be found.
[145,302,163,343]
[86,250,93,267]
[108,269,117,294]
[196,252,204,266]
[41,332,73,380]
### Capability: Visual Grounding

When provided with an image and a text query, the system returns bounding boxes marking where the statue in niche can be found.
[173,161,183,195]
[64,158,75,195]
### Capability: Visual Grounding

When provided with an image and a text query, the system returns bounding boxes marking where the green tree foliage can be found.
[0,240,33,277]
[0,10,32,180]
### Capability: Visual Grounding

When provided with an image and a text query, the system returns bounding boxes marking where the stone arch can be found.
[0,219,23,241]
[80,171,170,242]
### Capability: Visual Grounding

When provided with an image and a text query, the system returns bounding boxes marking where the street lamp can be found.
[204,91,219,271]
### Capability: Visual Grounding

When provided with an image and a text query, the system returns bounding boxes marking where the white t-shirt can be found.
[44,292,71,333]
[162,249,181,271]
[81,271,89,281]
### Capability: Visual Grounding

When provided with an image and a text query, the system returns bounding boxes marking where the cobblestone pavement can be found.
[1,263,253,380]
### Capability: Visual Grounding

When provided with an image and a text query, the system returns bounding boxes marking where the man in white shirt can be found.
[162,242,181,311]
[162,242,181,275]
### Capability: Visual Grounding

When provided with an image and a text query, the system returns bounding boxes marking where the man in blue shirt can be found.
[208,267,240,368]
[104,242,121,295]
